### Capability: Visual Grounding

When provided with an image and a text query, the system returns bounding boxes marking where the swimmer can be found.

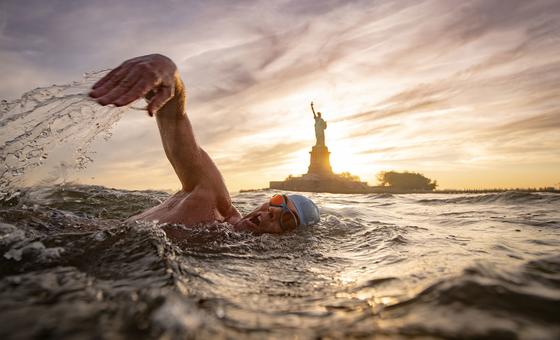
[89,54,319,235]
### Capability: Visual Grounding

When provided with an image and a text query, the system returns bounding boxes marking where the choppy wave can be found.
[417,191,560,205]
[1,184,559,339]
[380,256,560,338]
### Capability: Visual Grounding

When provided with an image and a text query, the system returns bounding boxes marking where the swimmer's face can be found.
[234,199,299,234]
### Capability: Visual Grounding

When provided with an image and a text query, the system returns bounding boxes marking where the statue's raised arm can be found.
[310,101,317,118]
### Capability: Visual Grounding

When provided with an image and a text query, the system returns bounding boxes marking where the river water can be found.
[0,185,559,339]
[1,76,559,339]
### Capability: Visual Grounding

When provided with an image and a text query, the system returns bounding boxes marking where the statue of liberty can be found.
[310,102,327,146]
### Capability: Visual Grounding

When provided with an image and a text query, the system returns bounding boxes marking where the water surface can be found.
[1,185,558,339]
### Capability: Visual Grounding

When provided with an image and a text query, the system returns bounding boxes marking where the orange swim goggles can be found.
[269,194,299,230]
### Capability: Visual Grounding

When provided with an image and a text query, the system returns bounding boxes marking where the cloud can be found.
[379,0,560,67]
[334,98,446,124]
[216,141,308,173]
[183,23,313,104]
[482,110,560,139]
[2,0,560,190]
[278,0,354,16]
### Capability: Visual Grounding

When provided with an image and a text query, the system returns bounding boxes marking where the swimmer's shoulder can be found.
[126,185,232,226]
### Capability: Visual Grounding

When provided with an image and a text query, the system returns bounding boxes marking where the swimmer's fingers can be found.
[91,67,121,91]
[96,71,143,106]
[89,66,133,99]
[90,59,140,97]
[147,85,174,116]
[89,55,178,112]
[111,78,155,109]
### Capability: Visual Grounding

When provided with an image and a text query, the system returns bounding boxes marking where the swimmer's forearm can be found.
[155,76,204,191]
[90,54,228,194]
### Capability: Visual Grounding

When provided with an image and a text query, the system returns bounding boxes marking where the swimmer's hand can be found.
[89,54,179,116]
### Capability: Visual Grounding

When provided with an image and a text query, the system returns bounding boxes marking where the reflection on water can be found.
[1,185,559,339]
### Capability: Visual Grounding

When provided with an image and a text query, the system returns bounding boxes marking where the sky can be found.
[1,0,560,191]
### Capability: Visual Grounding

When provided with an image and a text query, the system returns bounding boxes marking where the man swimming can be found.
[89,54,320,235]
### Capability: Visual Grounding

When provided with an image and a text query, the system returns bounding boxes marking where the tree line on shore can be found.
[279,170,558,193]
[376,171,558,192]
[377,171,437,191]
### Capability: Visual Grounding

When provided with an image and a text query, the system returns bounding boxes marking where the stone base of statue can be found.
[270,143,381,194]
[269,174,377,194]
[307,145,333,176]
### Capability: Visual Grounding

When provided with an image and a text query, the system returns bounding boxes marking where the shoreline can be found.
[240,187,560,194]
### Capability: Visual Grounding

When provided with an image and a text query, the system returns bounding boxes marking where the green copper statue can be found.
[310,102,327,146]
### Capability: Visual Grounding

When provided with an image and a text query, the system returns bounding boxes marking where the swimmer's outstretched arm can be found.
[89,54,236,215]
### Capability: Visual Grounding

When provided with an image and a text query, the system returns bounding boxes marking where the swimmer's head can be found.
[234,194,320,234]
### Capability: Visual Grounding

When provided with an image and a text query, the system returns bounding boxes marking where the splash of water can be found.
[0,70,136,199]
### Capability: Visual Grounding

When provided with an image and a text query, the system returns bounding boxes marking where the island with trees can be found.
[377,171,438,191]
[267,103,558,194]
[269,102,441,193]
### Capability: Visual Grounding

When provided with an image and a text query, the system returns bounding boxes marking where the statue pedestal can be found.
[307,145,333,176]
